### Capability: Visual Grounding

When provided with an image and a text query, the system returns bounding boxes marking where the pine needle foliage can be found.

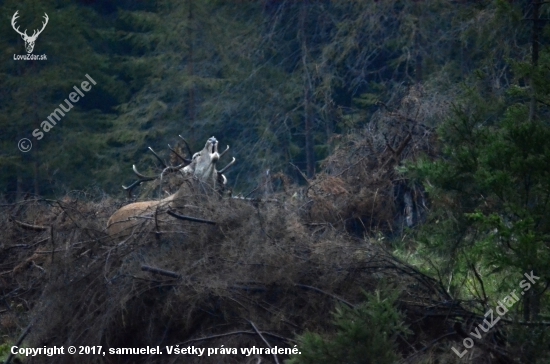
[287,287,410,364]
[403,3,550,356]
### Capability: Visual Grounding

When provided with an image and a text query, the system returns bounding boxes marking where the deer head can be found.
[107,136,235,237]
[12,11,49,54]
[182,136,235,190]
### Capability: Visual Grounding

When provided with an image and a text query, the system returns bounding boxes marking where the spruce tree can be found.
[406,1,550,360]
[287,288,410,364]
[0,0,126,197]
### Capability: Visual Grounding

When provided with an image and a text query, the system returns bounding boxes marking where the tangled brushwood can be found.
[1,194,417,364]
[1,101,519,363]
[1,200,515,363]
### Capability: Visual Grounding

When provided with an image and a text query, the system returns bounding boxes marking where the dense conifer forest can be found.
[1,0,550,363]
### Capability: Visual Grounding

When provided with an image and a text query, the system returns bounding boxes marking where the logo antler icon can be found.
[11,11,49,54]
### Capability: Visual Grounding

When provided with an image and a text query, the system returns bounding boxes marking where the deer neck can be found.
[159,181,189,209]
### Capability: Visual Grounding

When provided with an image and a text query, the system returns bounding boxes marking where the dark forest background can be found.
[0,0,528,198]
[2,0,550,363]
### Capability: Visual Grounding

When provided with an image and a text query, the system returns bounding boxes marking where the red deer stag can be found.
[107,136,235,237]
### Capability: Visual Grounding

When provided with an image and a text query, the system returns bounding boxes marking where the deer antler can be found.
[11,11,48,39]
[35,13,49,37]
[12,11,49,53]
[123,141,195,197]
[147,147,168,168]
[219,145,230,159]
[11,11,26,37]
[108,136,236,237]
[178,135,194,158]
[218,157,236,174]
[168,144,192,164]
[121,165,158,193]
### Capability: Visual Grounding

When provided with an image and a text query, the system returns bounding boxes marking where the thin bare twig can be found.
[289,163,309,185]
[469,262,488,306]
[296,284,355,308]
[141,265,181,279]
[10,218,49,231]
[4,323,32,364]
[178,330,295,346]
[247,320,280,364]
[167,210,216,225]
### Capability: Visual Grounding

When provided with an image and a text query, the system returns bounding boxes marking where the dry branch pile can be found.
[0,91,511,363]
[0,188,506,364]
[300,88,439,237]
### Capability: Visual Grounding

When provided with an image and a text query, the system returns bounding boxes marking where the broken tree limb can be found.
[141,265,181,279]
[247,320,280,364]
[10,217,49,231]
[178,330,296,346]
[167,210,216,225]
[4,323,32,364]
[295,284,355,308]
[290,163,310,185]
[231,196,279,203]
[394,132,412,158]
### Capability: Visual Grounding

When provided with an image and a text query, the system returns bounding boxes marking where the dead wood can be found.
[141,265,181,279]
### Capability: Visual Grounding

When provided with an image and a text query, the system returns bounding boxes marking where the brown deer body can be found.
[107,136,235,237]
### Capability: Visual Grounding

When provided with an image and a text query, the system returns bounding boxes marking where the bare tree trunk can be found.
[188,0,196,139]
[304,85,314,178]
[414,2,422,83]
[527,0,542,321]
[524,8,543,363]
[325,99,334,158]
[32,77,40,196]
[33,161,40,196]
[415,53,423,84]
[16,173,23,202]
[528,0,540,122]
[300,1,315,178]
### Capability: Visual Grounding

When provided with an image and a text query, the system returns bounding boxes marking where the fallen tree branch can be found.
[290,163,310,185]
[31,261,46,273]
[167,210,216,225]
[398,332,456,364]
[141,265,181,279]
[10,217,49,231]
[394,133,412,158]
[248,320,280,364]
[178,330,296,346]
[231,196,279,203]
[295,284,354,308]
[4,323,32,364]
[32,249,66,254]
[2,244,31,251]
